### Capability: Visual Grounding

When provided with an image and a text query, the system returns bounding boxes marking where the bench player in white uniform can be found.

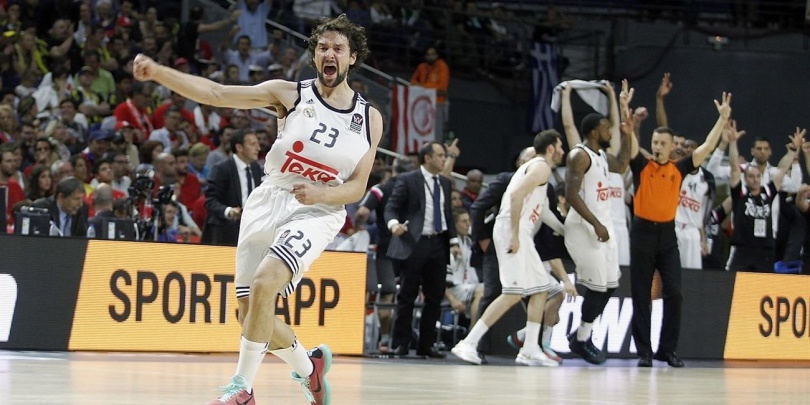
[561,81,634,364]
[675,164,714,269]
[134,15,382,405]
[451,131,564,367]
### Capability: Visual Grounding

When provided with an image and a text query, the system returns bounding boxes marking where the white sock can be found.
[541,325,554,347]
[577,322,593,342]
[235,336,268,390]
[516,327,527,342]
[380,333,390,343]
[270,339,314,378]
[523,322,541,353]
[463,322,489,347]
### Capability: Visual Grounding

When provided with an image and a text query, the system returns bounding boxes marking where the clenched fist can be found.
[133,54,158,82]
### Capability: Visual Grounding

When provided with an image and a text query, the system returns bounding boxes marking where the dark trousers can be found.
[630,218,683,356]
[476,252,501,353]
[728,246,774,273]
[392,234,449,353]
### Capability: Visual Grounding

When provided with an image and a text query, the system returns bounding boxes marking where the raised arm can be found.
[728,120,743,188]
[619,79,639,159]
[607,99,634,174]
[199,10,241,33]
[692,92,732,167]
[803,141,810,178]
[133,53,296,110]
[441,138,459,178]
[655,73,672,127]
[773,127,804,191]
[604,82,621,157]
[560,85,581,149]
[565,148,610,241]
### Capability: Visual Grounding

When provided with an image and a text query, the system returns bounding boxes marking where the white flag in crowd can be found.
[391,84,436,155]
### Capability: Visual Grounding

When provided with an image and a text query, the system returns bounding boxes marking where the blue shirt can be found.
[234,1,272,48]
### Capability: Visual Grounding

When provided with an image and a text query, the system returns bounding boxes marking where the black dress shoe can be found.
[391,345,409,356]
[654,351,685,367]
[637,354,653,367]
[416,347,447,359]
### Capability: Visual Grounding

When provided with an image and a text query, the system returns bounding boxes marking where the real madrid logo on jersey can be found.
[349,113,363,133]
[303,106,315,118]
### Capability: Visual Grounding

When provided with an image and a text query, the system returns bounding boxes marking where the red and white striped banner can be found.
[391,84,436,155]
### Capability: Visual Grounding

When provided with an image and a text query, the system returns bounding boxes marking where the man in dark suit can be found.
[384,142,461,358]
[202,129,262,246]
[32,177,89,237]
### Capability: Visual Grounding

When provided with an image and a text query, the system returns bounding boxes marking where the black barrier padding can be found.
[678,269,736,358]
[0,234,88,350]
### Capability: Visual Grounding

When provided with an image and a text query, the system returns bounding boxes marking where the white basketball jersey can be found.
[676,168,710,228]
[496,157,549,236]
[608,171,626,225]
[264,79,371,189]
[567,144,612,227]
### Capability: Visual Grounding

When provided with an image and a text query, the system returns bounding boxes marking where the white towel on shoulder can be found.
[550,80,611,115]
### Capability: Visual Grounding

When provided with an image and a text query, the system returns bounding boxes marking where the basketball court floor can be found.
[2,351,809,404]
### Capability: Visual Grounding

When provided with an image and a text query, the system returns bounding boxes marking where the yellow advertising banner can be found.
[70,241,366,354]
[725,273,810,360]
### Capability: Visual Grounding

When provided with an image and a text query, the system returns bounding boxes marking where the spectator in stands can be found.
[90,158,126,200]
[726,124,802,272]
[69,154,93,196]
[169,149,202,209]
[149,106,190,152]
[206,126,233,168]
[29,136,57,175]
[140,8,159,40]
[0,144,25,221]
[233,0,272,49]
[82,129,114,175]
[192,103,225,140]
[152,91,194,130]
[188,142,210,186]
[50,159,74,185]
[460,169,483,209]
[0,104,16,144]
[112,122,140,171]
[221,34,274,84]
[294,0,342,34]
[411,47,450,141]
[450,189,463,209]
[72,66,111,124]
[138,140,164,172]
[74,2,92,44]
[87,183,115,239]
[59,99,89,147]
[47,18,82,76]
[32,176,89,237]
[13,31,48,75]
[43,120,71,161]
[112,82,154,139]
[279,47,305,82]
[108,151,131,197]
[177,6,241,62]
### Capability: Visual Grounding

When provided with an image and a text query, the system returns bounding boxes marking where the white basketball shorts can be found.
[235,183,345,298]
[492,221,553,296]
[675,224,702,270]
[564,218,620,292]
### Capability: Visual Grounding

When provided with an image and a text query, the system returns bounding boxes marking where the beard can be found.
[317,69,347,88]
[598,139,611,150]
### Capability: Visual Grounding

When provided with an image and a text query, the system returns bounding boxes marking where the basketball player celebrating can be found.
[451,130,564,367]
[563,80,634,364]
[134,15,381,405]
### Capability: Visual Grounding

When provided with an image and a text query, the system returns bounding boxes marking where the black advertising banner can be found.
[0,235,87,350]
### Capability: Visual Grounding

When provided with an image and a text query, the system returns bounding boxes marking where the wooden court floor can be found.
[2,351,809,404]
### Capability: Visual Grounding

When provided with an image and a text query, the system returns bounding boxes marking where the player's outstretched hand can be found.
[133,54,158,82]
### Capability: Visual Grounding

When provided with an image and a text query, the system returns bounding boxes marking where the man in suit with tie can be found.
[32,177,89,237]
[202,129,262,246]
[385,142,461,358]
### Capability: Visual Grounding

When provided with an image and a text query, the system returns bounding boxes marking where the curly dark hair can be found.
[306,14,369,74]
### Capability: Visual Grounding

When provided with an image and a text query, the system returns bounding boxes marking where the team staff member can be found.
[628,92,731,368]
